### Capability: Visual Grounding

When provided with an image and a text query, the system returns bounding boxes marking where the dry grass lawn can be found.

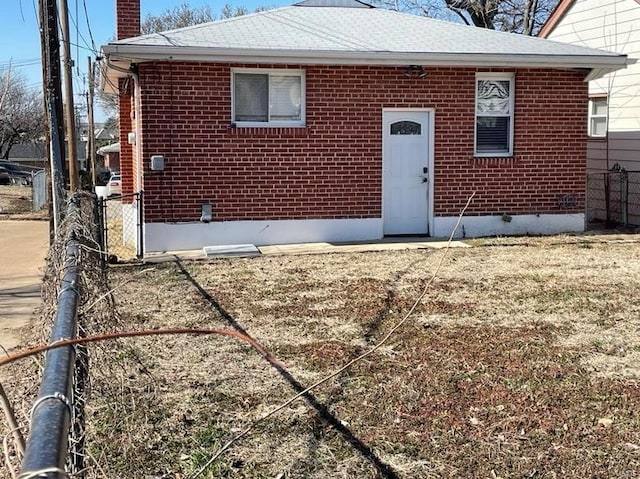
[0,185,47,220]
[88,233,640,478]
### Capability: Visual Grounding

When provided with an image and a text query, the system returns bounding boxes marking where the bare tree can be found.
[141,2,216,34]
[220,4,250,19]
[445,0,499,29]
[0,67,45,159]
[140,2,251,35]
[375,0,557,35]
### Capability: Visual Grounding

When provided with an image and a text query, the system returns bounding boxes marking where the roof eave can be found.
[101,44,630,83]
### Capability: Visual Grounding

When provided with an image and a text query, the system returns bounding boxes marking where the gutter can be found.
[101,47,631,84]
[102,44,630,70]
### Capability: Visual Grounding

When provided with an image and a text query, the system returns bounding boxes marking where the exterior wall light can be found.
[403,65,427,78]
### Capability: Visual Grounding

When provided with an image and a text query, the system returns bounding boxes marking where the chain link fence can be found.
[98,192,143,261]
[0,170,47,217]
[16,193,107,478]
[32,170,47,211]
[587,168,640,228]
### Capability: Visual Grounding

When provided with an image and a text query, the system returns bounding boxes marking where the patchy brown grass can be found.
[86,234,640,478]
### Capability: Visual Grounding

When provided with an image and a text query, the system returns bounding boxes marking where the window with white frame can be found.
[588,96,607,137]
[475,73,514,156]
[232,69,305,126]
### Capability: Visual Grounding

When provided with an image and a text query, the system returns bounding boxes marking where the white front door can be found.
[383,110,431,235]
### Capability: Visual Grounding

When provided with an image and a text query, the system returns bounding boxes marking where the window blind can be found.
[234,73,268,122]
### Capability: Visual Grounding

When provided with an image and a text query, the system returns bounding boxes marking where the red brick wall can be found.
[136,63,587,222]
[104,151,120,172]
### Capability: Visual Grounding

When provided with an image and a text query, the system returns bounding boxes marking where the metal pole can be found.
[137,190,144,258]
[59,0,79,191]
[20,197,81,477]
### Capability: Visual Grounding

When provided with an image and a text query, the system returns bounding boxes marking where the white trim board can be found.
[144,218,383,252]
[432,213,585,239]
[143,214,585,252]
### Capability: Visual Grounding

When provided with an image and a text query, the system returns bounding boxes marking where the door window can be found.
[390,121,421,135]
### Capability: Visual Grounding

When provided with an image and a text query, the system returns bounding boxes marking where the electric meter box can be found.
[150,155,165,171]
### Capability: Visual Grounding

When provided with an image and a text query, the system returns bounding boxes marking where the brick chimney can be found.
[116,0,141,40]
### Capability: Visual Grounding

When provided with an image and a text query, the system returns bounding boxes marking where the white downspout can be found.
[132,70,143,257]
[132,71,142,192]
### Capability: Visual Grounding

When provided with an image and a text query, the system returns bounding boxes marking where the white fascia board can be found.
[585,68,609,82]
[102,44,629,74]
[584,57,637,81]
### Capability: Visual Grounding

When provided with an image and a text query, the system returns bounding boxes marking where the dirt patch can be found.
[81,234,640,477]
[0,221,49,352]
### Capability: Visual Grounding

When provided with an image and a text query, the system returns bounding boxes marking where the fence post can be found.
[96,195,105,267]
[137,190,144,259]
[622,170,629,226]
[31,170,47,212]
[102,197,109,263]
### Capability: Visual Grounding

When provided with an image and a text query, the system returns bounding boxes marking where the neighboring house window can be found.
[588,96,607,138]
[232,69,305,126]
[475,73,514,157]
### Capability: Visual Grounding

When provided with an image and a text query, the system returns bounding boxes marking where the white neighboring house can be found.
[540,0,640,173]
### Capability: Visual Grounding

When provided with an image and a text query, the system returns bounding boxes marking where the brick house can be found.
[102,0,629,253]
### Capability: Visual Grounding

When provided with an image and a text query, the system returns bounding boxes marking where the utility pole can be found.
[87,57,97,186]
[38,0,53,241]
[59,0,79,191]
[40,0,66,231]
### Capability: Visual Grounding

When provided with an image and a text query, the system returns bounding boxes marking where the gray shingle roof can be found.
[8,142,46,160]
[102,2,629,76]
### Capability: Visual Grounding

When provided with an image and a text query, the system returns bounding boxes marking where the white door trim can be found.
[382,108,435,235]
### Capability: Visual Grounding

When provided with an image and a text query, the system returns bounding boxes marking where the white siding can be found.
[587,135,640,172]
[546,0,640,171]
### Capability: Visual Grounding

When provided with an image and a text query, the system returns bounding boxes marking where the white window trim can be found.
[231,68,306,127]
[474,72,515,157]
[588,96,608,138]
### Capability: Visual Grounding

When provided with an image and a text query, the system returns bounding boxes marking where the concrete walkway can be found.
[259,238,469,255]
[0,221,49,352]
[144,237,469,263]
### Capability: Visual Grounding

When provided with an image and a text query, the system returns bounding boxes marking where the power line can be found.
[32,0,39,28]
[0,58,42,68]
[67,5,97,55]
[82,0,96,52]
[69,41,96,54]
[18,0,26,22]
[76,0,79,76]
